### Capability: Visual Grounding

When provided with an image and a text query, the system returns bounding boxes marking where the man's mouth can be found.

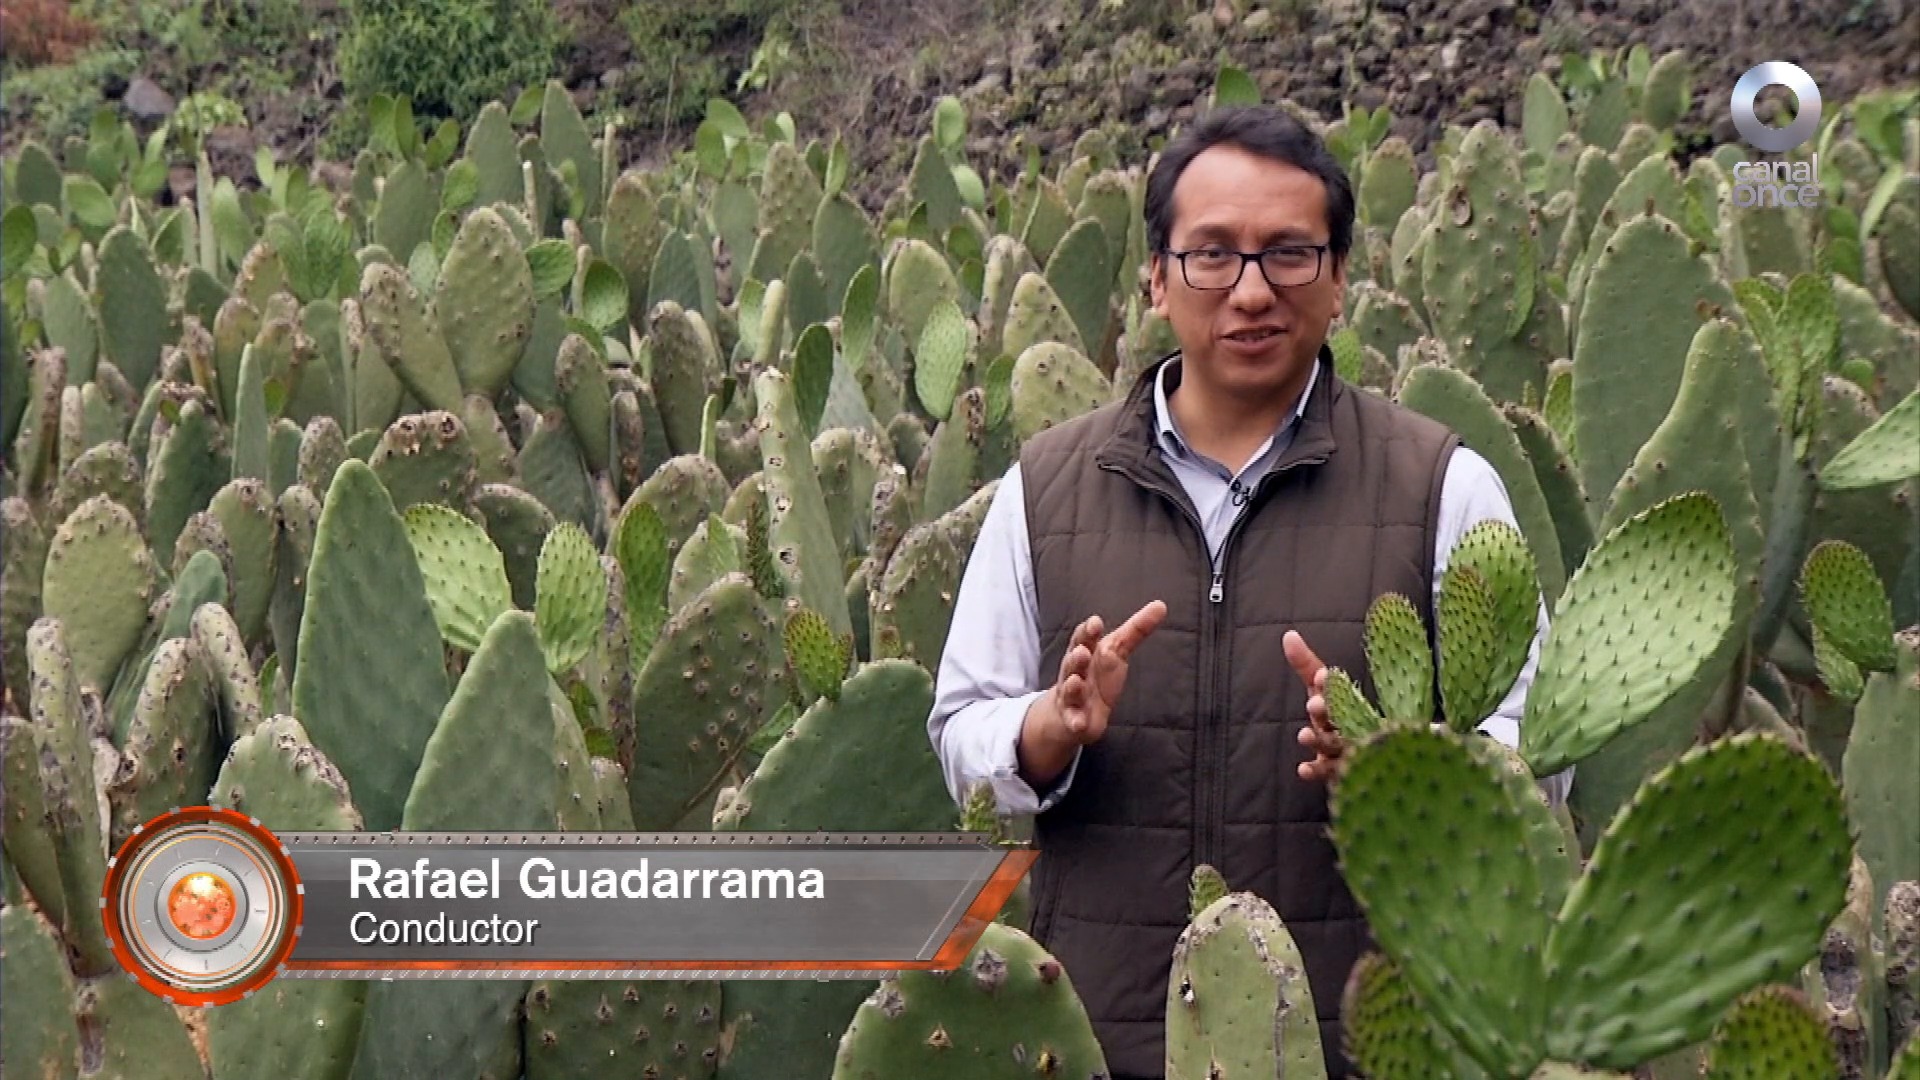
[1222,326,1285,344]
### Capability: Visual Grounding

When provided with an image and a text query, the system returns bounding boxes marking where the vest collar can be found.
[1095,345,1342,490]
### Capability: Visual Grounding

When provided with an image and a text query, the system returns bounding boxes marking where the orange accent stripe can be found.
[286,849,1039,973]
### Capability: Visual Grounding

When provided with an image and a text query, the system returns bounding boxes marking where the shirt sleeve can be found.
[1433,446,1573,808]
[927,463,1083,815]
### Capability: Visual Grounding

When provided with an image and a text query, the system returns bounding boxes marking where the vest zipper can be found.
[1098,450,1327,878]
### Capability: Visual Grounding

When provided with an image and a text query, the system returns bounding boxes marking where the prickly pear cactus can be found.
[1700,985,1839,1080]
[1166,891,1327,1080]
[831,921,1109,1080]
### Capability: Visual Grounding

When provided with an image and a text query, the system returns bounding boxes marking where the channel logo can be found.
[100,807,305,1005]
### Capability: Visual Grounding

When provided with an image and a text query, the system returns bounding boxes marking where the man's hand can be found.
[1285,630,1347,785]
[1018,601,1169,785]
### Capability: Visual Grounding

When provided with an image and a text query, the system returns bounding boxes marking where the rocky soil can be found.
[12,0,1918,208]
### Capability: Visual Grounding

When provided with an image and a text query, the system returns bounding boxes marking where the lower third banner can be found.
[101,808,1034,1005]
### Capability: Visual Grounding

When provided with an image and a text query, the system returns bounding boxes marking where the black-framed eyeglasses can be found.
[1162,244,1331,290]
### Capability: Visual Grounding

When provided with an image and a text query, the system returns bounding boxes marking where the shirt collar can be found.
[1153,354,1320,460]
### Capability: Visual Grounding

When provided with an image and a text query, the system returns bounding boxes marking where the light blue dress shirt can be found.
[927,358,1571,815]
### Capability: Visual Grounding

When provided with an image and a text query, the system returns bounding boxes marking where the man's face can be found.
[1148,144,1345,398]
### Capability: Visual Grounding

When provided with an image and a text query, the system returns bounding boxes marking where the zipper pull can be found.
[1209,572,1224,604]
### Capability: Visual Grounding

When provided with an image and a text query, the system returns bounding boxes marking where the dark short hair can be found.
[1144,105,1355,261]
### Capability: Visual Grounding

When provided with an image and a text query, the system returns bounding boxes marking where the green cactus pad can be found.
[72,971,207,1080]
[434,206,534,395]
[1419,123,1544,402]
[553,334,613,474]
[2,709,69,940]
[146,396,230,573]
[2,904,80,1080]
[403,502,513,651]
[349,978,524,1080]
[1349,284,1427,370]
[1800,539,1897,673]
[613,500,672,668]
[205,714,367,1080]
[669,515,745,613]
[913,298,972,422]
[42,493,156,693]
[52,440,144,530]
[1521,492,1738,777]
[1045,218,1114,364]
[96,225,170,388]
[13,345,65,497]
[1440,519,1541,731]
[1437,565,1511,735]
[293,460,452,831]
[359,260,465,413]
[369,409,479,513]
[715,659,945,830]
[1821,387,1920,492]
[757,369,854,638]
[1166,891,1326,1080]
[29,622,115,976]
[192,599,265,740]
[106,636,217,849]
[207,476,278,645]
[1544,735,1852,1068]
[475,481,557,610]
[1342,952,1456,1080]
[628,574,786,828]
[886,238,961,351]
[1331,727,1552,1076]
[1843,629,1920,920]
[536,522,606,674]
[1889,881,1919,1052]
[647,302,719,458]
[298,415,349,496]
[525,979,723,1080]
[210,714,362,830]
[1010,342,1110,443]
[814,192,879,313]
[0,499,47,709]
[1325,666,1388,739]
[870,519,965,668]
[830,920,1108,1080]
[1363,592,1434,725]
[1002,270,1086,360]
[1187,864,1230,920]
[785,606,850,703]
[1702,987,1840,1080]
[920,388,986,522]
[1572,212,1735,508]
[1504,405,1593,581]
[269,484,320,674]
[405,610,559,830]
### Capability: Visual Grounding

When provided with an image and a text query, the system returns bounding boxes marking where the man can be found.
[928,105,1563,1078]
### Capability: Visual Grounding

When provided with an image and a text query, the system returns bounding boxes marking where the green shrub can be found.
[341,0,563,121]
[618,0,807,128]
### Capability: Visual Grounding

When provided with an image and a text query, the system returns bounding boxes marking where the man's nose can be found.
[1229,261,1278,310]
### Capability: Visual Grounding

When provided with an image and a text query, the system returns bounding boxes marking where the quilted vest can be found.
[1017,350,1457,1078]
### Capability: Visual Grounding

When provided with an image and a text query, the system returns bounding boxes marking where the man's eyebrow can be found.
[1175,224,1321,245]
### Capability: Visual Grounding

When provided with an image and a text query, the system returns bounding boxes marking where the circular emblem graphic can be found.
[1731,62,1822,154]
[101,807,303,1005]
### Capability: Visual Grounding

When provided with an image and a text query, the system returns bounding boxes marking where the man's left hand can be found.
[1284,630,1347,785]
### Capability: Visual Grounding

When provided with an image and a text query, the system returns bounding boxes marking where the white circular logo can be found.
[1731,62,1822,154]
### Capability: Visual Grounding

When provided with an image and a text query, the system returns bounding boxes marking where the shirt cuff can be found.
[978,690,1082,815]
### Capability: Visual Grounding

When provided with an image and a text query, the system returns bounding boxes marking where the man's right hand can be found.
[1017,600,1169,787]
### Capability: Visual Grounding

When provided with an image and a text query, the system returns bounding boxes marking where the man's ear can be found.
[1148,253,1168,315]
[1330,252,1348,320]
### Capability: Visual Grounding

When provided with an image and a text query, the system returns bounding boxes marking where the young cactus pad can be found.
[830,921,1109,1080]
[1166,891,1327,1080]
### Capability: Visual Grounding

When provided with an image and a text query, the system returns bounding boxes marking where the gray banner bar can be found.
[281,833,1010,975]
